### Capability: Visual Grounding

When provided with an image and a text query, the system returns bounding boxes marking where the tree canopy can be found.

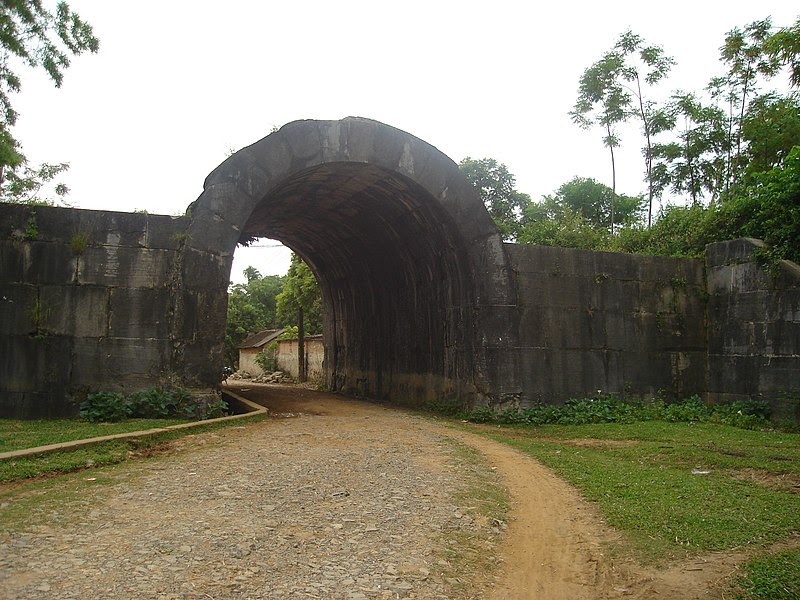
[224,269,285,367]
[275,253,323,335]
[0,1,99,203]
[458,157,531,240]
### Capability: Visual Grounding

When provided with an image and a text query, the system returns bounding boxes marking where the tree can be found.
[276,253,323,335]
[532,176,644,229]
[714,19,779,195]
[458,157,531,240]
[741,92,800,180]
[650,92,729,205]
[615,30,675,226]
[225,269,285,367]
[518,177,644,249]
[765,16,800,88]
[0,160,69,204]
[571,50,630,234]
[0,1,99,201]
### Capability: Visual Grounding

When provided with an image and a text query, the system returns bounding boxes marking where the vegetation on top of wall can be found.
[464,16,800,265]
[79,387,228,423]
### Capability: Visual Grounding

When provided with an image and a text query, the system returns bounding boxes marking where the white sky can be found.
[12,1,798,283]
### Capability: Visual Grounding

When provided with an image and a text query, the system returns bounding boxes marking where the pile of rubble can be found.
[227,370,290,384]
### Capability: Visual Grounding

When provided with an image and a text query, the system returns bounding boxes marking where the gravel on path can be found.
[0,386,502,599]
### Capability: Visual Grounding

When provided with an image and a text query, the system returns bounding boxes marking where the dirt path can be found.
[0,385,745,598]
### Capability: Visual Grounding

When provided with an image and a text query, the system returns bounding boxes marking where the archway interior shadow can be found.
[242,162,474,405]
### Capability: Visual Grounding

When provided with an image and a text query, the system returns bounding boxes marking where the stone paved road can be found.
[0,386,501,599]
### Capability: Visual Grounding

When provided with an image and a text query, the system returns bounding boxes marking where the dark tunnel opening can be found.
[239,162,477,405]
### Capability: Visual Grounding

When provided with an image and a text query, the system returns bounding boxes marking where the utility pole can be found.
[297,307,306,382]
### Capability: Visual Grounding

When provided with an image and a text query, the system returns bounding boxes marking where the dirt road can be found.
[0,385,737,598]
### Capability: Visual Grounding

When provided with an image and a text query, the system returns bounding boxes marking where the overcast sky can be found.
[12,1,798,283]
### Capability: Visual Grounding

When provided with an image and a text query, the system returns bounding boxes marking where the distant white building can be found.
[277,335,324,381]
[237,329,284,376]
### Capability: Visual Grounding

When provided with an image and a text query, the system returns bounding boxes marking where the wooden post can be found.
[298,307,306,382]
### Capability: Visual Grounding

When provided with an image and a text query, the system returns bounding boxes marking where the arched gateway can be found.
[178,117,518,407]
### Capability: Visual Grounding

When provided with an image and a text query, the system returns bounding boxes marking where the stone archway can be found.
[177,117,519,407]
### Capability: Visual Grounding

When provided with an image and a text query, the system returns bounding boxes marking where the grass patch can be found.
[0,414,267,483]
[438,438,508,594]
[0,467,128,533]
[0,414,268,532]
[733,548,800,599]
[460,420,799,562]
[0,418,191,453]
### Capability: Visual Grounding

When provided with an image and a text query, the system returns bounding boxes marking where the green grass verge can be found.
[0,418,193,452]
[733,548,800,599]
[458,420,799,562]
[439,438,508,594]
[0,414,267,483]
[0,414,268,534]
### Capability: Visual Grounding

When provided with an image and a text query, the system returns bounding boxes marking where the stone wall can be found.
[0,204,188,417]
[705,239,800,422]
[505,244,708,406]
[2,200,798,421]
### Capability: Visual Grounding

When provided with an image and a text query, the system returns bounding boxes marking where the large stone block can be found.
[763,321,800,355]
[0,390,76,418]
[142,214,190,250]
[181,248,231,291]
[0,334,73,394]
[20,241,77,285]
[706,354,760,396]
[0,284,37,335]
[706,238,765,268]
[757,356,800,394]
[71,337,170,389]
[40,284,109,338]
[109,287,170,338]
[76,246,174,288]
[0,240,25,283]
[620,350,676,395]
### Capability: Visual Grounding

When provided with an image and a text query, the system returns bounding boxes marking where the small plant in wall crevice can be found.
[69,231,90,255]
[25,210,38,240]
[29,298,50,339]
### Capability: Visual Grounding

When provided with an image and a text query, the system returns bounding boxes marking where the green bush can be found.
[463,394,775,430]
[80,387,228,422]
[78,391,130,422]
[255,341,278,373]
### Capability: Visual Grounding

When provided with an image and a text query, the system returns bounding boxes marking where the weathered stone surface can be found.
[41,285,109,337]
[0,284,37,335]
[76,246,173,287]
[71,337,170,389]
[705,239,800,420]
[109,287,170,338]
